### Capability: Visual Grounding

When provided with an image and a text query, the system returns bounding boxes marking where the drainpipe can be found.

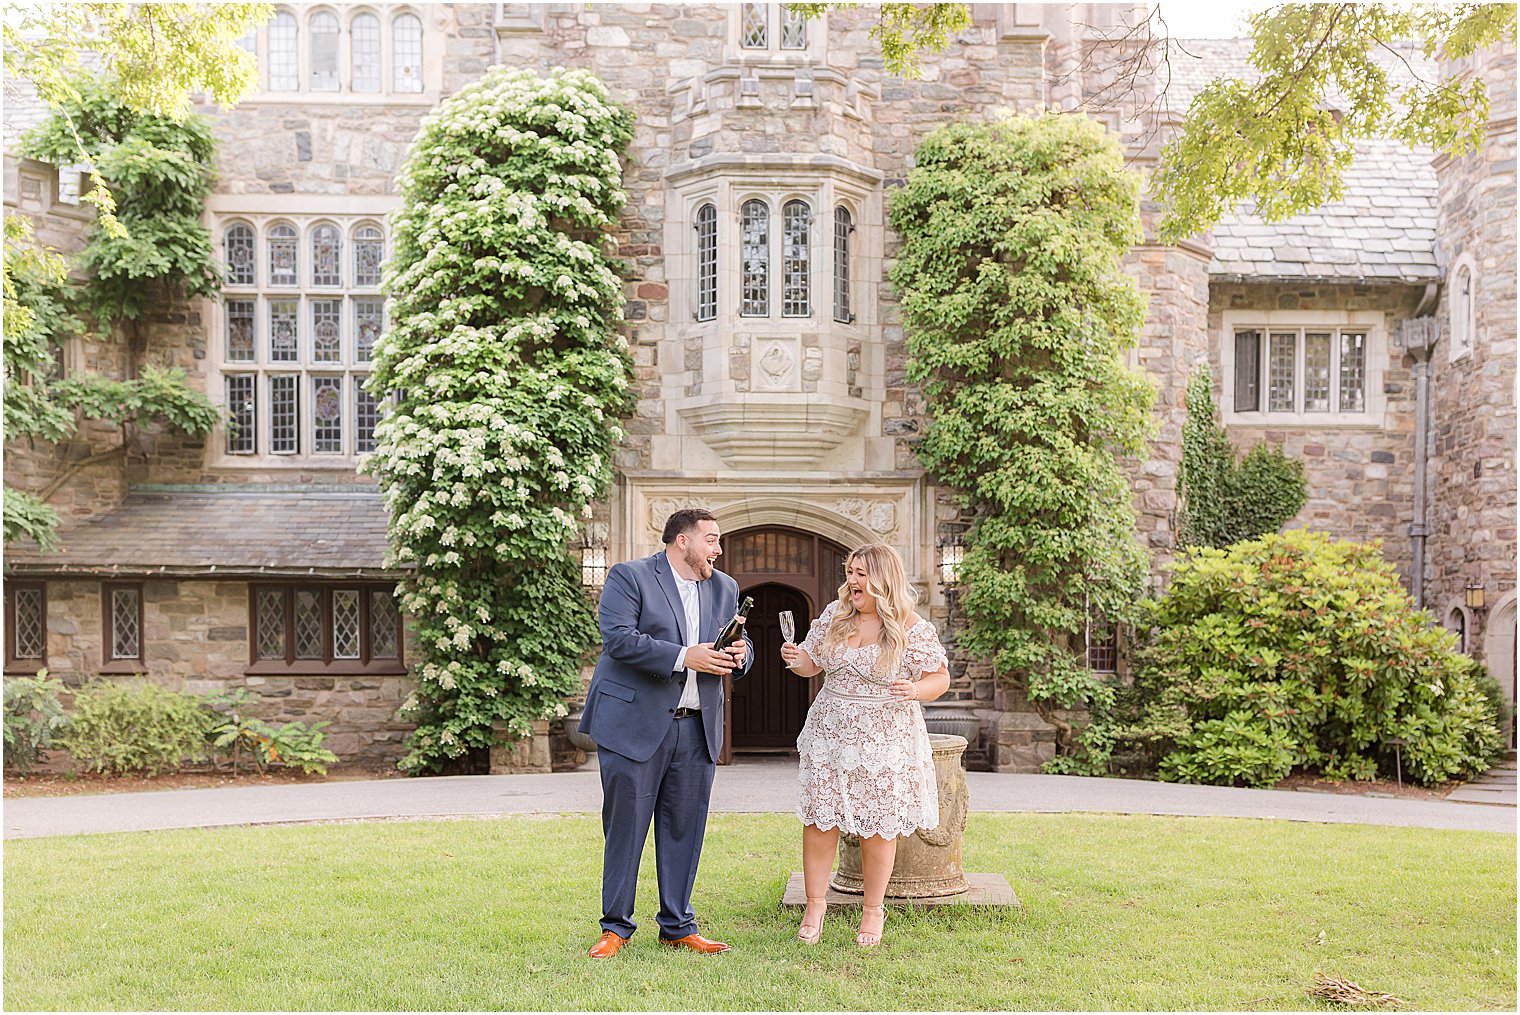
[1402,305,1439,609]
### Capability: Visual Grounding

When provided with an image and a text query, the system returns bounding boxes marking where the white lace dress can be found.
[795,601,948,840]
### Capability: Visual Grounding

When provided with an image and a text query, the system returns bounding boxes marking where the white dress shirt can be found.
[673,574,703,711]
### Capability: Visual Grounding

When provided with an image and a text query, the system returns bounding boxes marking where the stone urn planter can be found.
[563,708,596,753]
[831,733,970,899]
[921,702,982,744]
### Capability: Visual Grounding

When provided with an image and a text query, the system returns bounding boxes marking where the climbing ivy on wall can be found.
[364,67,635,774]
[889,114,1156,771]
[1177,365,1308,550]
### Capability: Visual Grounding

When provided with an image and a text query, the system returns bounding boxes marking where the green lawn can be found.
[4,814,1514,1011]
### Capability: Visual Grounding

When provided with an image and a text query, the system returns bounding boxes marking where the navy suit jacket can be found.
[579,551,753,763]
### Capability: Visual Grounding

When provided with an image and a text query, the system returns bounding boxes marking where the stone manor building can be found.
[4,3,1515,770]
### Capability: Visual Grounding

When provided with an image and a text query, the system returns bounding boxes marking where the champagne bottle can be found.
[713,596,754,651]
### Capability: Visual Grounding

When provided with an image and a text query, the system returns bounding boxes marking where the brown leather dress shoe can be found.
[588,930,628,958]
[660,933,731,954]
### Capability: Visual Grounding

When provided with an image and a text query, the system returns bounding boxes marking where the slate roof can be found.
[1162,39,1441,283]
[3,487,402,577]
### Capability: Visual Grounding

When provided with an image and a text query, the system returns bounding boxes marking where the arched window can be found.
[740,3,767,48]
[353,225,384,287]
[1447,606,1468,653]
[740,200,769,317]
[351,13,382,93]
[224,223,256,287]
[311,224,341,286]
[781,6,808,49]
[1452,263,1474,359]
[268,223,298,286]
[833,205,852,323]
[393,13,423,93]
[269,12,299,92]
[310,11,340,91]
[695,204,717,322]
[782,199,810,317]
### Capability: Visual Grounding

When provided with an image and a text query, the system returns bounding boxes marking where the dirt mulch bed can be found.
[3,766,402,799]
[1271,772,1459,802]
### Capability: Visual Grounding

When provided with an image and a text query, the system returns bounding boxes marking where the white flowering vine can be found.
[364,67,635,774]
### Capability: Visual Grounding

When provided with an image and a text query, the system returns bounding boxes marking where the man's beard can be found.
[685,546,713,580]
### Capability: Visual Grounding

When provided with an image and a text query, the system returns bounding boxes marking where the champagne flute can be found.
[779,611,798,670]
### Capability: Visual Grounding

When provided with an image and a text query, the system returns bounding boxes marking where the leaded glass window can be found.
[312,299,342,362]
[740,199,769,317]
[294,590,323,659]
[1268,331,1295,412]
[741,3,767,48]
[696,203,717,322]
[394,14,423,93]
[332,590,361,659]
[370,590,400,659]
[310,11,340,91]
[1086,616,1118,673]
[1232,324,1376,420]
[781,6,808,48]
[270,374,299,454]
[353,226,383,287]
[782,199,810,317]
[269,299,299,362]
[1339,332,1366,412]
[218,217,388,463]
[256,588,286,660]
[1303,332,1332,412]
[269,224,297,286]
[269,13,298,91]
[351,13,382,93]
[10,586,45,660]
[226,300,256,362]
[833,205,852,323]
[313,377,343,453]
[1452,265,1474,357]
[224,224,255,286]
[252,585,403,667]
[226,375,256,453]
[312,225,341,287]
[109,586,141,661]
[354,299,382,362]
[356,384,380,453]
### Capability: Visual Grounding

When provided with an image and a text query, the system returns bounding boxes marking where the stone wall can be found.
[20,578,417,766]
[1208,282,1427,580]
[1429,41,1518,679]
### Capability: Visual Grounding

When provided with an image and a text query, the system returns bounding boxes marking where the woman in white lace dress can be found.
[779,543,951,949]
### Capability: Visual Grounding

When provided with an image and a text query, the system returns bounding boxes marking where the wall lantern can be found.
[580,534,609,594]
[936,533,965,590]
[1465,582,1487,611]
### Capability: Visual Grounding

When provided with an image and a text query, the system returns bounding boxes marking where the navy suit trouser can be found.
[598,713,715,940]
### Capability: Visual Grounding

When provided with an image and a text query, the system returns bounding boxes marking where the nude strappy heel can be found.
[856,904,887,948]
[797,897,827,945]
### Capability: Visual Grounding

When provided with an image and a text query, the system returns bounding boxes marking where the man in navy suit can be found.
[579,508,752,958]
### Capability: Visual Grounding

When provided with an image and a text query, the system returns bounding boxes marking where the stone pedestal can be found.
[831,733,971,898]
[489,719,551,774]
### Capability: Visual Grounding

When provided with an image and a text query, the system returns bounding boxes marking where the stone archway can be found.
[1485,592,1516,748]
[716,526,850,762]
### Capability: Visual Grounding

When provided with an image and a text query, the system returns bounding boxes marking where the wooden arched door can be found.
[716,527,849,763]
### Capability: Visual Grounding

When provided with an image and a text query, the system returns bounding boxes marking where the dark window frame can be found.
[246,582,405,675]
[100,582,147,674]
[4,580,48,674]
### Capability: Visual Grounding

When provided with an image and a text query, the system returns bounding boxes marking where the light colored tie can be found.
[677,578,702,710]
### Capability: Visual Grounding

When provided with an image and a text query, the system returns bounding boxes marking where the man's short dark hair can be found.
[662,508,718,545]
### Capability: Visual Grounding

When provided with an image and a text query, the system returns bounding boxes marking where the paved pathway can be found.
[4,756,1514,840]
[1445,759,1517,805]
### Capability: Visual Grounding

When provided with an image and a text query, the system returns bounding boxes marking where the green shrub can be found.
[1178,366,1307,549]
[3,671,69,774]
[1108,529,1503,787]
[59,681,211,775]
[205,689,339,775]
[1471,665,1514,744]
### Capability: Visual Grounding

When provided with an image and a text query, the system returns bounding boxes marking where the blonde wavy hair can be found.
[822,543,918,678]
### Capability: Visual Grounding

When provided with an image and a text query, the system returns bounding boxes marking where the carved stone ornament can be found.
[835,497,898,535]
[648,497,713,534]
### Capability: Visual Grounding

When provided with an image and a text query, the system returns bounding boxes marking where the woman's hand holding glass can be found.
[780,611,821,676]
